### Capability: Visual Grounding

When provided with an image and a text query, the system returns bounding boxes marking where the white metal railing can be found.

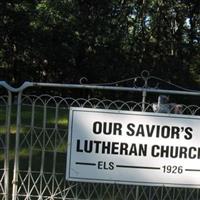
[1,71,200,200]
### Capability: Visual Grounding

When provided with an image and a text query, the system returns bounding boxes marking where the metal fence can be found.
[1,71,200,200]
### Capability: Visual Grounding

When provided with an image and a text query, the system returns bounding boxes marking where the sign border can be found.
[66,107,200,188]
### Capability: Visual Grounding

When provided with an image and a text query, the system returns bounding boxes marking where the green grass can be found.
[0,103,69,163]
[0,148,33,160]
[0,104,68,134]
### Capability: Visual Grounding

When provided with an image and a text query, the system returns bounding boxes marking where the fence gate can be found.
[1,72,200,200]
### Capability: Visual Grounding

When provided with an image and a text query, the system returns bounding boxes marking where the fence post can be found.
[142,90,147,112]
[12,91,22,200]
[141,70,149,112]
[4,91,12,200]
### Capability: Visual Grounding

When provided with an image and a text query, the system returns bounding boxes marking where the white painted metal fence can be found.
[1,72,200,199]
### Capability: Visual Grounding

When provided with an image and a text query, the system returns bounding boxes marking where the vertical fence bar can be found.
[39,102,47,199]
[27,101,35,198]
[52,103,59,196]
[4,91,12,200]
[12,91,22,200]
[141,70,148,112]
[142,90,147,112]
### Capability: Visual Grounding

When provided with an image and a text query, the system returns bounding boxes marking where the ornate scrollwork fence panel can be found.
[1,72,200,199]
[14,94,200,200]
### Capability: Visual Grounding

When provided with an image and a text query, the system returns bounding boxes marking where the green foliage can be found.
[0,0,199,86]
[190,52,200,84]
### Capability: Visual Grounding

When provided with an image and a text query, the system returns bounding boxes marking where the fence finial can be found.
[80,77,88,84]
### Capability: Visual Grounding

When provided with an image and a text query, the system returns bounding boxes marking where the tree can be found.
[0,0,199,87]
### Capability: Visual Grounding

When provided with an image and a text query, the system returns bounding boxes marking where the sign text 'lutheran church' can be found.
[66,107,200,188]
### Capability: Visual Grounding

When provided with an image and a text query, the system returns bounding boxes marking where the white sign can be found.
[66,107,200,188]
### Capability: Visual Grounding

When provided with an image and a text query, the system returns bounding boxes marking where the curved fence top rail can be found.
[1,81,200,96]
[0,71,200,96]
